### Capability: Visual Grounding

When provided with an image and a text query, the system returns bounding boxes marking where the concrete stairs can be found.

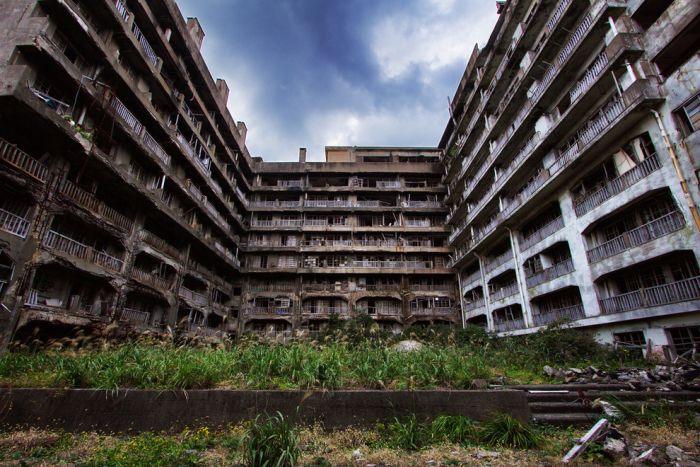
[516,385,700,426]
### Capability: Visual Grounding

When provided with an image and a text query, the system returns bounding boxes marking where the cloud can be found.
[371,1,498,82]
[175,0,498,162]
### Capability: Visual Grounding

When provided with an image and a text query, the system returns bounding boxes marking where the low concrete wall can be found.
[0,389,531,433]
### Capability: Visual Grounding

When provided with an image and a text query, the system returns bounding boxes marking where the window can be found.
[614,331,646,358]
[668,326,700,358]
[676,93,700,137]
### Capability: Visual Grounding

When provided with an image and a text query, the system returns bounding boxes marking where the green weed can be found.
[479,414,540,449]
[245,411,300,467]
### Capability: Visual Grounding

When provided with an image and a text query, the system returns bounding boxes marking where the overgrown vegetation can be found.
[605,397,700,429]
[245,412,300,467]
[0,323,641,390]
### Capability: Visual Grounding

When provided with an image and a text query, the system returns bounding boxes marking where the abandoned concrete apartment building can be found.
[0,0,698,354]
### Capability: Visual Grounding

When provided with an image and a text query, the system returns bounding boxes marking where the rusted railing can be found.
[600,276,700,315]
[130,267,171,291]
[0,137,49,182]
[587,211,685,263]
[43,230,123,272]
[0,208,30,239]
[59,179,133,231]
[533,304,585,326]
[120,308,150,324]
[526,258,575,288]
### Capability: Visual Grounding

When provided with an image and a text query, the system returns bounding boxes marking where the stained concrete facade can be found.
[0,0,698,355]
[442,0,700,358]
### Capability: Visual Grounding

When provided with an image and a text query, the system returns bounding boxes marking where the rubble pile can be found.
[543,364,700,390]
[595,427,699,466]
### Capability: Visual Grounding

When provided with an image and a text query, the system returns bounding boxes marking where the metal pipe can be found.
[651,110,700,231]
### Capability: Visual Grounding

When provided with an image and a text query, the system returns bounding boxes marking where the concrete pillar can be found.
[508,228,533,328]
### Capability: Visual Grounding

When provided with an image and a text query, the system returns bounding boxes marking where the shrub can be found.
[429,415,478,445]
[385,414,425,451]
[245,412,300,467]
[479,414,539,449]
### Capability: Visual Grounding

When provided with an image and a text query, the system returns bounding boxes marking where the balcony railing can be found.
[573,154,661,216]
[179,286,208,307]
[410,307,454,316]
[303,306,348,314]
[600,276,700,315]
[489,282,519,302]
[277,180,303,188]
[519,215,565,252]
[305,200,352,208]
[358,308,402,316]
[526,258,575,288]
[131,22,159,67]
[143,131,172,166]
[405,200,442,208]
[113,0,130,21]
[130,267,171,291]
[570,52,609,102]
[464,298,485,311]
[43,230,124,272]
[250,283,296,292]
[59,179,133,231]
[376,181,401,189]
[120,308,150,325]
[251,219,303,227]
[358,284,400,292]
[249,306,293,316]
[139,230,181,259]
[350,260,435,269]
[494,317,526,333]
[533,304,585,327]
[110,96,143,134]
[0,137,49,182]
[587,211,685,263]
[546,0,572,33]
[484,249,513,274]
[0,208,30,239]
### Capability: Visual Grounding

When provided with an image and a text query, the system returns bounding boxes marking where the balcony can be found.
[519,216,565,252]
[113,0,130,22]
[494,317,526,333]
[350,260,435,269]
[0,137,49,182]
[484,250,513,274]
[303,306,348,315]
[249,306,293,316]
[587,211,685,263]
[600,276,700,315]
[139,230,181,260]
[526,258,575,288]
[119,308,150,325]
[110,95,143,135]
[464,297,485,312]
[410,307,454,317]
[489,282,519,303]
[130,267,172,292]
[131,22,159,67]
[532,304,585,326]
[43,230,123,273]
[179,286,208,307]
[176,131,211,173]
[305,200,352,208]
[59,179,133,231]
[250,283,296,293]
[251,219,303,228]
[573,154,661,216]
[0,208,30,239]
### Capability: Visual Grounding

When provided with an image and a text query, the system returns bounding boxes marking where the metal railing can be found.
[139,230,181,259]
[131,22,159,67]
[0,208,30,239]
[130,267,171,291]
[526,258,575,288]
[113,0,130,21]
[573,154,661,216]
[43,230,123,272]
[570,52,609,102]
[251,219,303,227]
[249,306,293,316]
[303,306,348,314]
[305,200,352,208]
[464,298,485,311]
[110,96,143,134]
[484,249,513,274]
[519,215,565,252]
[587,211,685,263]
[120,308,150,324]
[494,317,525,333]
[59,179,133,231]
[179,286,208,306]
[533,304,585,326]
[277,180,303,188]
[0,136,49,182]
[489,282,519,302]
[143,131,172,166]
[350,260,435,269]
[250,283,297,292]
[600,276,700,315]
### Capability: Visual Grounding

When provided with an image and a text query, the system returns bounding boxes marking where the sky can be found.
[177,0,498,162]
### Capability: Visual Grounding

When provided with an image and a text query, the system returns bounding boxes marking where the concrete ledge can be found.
[0,389,531,433]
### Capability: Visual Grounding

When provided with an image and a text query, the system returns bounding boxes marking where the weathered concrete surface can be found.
[0,389,531,433]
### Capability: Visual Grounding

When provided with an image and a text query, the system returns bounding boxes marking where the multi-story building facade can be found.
[442,0,700,357]
[243,147,455,337]
[0,0,698,357]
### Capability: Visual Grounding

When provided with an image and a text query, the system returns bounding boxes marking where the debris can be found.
[592,399,623,420]
[470,379,489,389]
[391,340,424,352]
[665,445,685,462]
[562,418,609,463]
[352,449,363,461]
[475,450,499,459]
[603,437,627,458]
[631,447,655,465]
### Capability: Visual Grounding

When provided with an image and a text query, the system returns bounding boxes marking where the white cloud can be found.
[371,1,497,82]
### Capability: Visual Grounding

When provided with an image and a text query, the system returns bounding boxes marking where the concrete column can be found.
[508,228,533,328]
[476,255,494,331]
[561,192,602,317]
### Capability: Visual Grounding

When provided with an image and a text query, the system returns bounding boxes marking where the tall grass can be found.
[245,412,300,467]
[0,327,639,390]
